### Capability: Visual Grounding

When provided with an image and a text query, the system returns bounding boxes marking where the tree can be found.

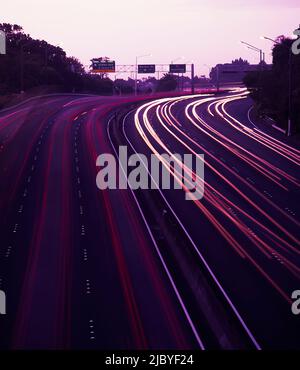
[243,36,300,133]
[156,73,177,92]
[0,23,115,99]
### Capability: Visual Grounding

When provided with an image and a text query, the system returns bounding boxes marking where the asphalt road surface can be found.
[0,89,299,349]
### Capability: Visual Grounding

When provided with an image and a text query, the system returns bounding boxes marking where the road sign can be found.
[91,59,115,73]
[0,31,6,55]
[138,64,156,74]
[169,64,186,73]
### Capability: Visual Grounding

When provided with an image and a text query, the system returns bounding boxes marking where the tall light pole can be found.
[114,72,123,96]
[240,41,265,64]
[261,35,293,136]
[240,40,266,119]
[135,53,151,96]
[170,57,184,91]
[184,60,194,94]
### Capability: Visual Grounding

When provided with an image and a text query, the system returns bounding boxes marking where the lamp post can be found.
[170,57,184,91]
[114,72,123,96]
[240,41,265,64]
[185,60,194,94]
[135,53,151,96]
[240,40,266,121]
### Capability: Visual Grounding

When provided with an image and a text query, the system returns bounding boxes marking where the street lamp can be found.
[114,72,123,96]
[240,41,265,64]
[170,57,185,92]
[135,53,151,95]
[261,35,293,136]
[260,36,276,43]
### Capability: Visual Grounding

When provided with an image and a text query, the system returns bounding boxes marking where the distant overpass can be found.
[210,59,272,85]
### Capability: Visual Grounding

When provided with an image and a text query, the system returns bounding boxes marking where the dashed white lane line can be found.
[73,121,95,342]
[263,190,273,198]
[285,207,296,217]
[83,248,88,261]
[5,246,12,258]
[227,207,237,217]
[2,119,56,282]
[271,252,284,265]
[246,177,255,185]
[85,279,91,294]
[89,319,96,340]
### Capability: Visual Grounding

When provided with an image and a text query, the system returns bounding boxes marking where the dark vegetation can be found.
[0,23,182,108]
[244,36,300,133]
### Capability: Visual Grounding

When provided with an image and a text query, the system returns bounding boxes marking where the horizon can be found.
[1,0,300,76]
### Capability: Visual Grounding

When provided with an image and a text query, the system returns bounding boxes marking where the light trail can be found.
[130,92,300,307]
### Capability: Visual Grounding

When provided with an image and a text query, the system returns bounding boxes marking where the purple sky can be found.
[2,0,300,76]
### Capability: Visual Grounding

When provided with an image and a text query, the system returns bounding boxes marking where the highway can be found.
[0,90,299,349]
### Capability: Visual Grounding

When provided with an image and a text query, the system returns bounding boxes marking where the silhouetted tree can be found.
[244,36,300,133]
[0,23,115,99]
[156,73,177,92]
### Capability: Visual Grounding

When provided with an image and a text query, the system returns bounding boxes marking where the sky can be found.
[1,0,300,76]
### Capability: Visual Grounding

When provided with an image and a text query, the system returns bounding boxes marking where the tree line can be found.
[0,23,182,104]
[243,36,300,133]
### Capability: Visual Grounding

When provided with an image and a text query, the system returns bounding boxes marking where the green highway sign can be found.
[91,59,115,73]
[138,64,156,73]
[169,64,186,73]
